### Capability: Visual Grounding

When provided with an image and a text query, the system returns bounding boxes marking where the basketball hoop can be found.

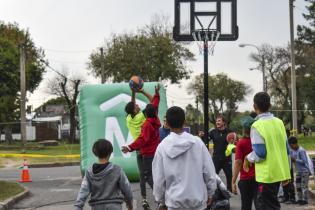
[192,29,220,55]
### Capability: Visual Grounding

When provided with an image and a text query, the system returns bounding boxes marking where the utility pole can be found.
[289,0,298,136]
[100,48,105,83]
[20,45,26,145]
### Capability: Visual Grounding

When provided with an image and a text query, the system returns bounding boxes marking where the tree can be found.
[88,16,195,83]
[296,0,315,116]
[249,44,295,124]
[47,71,83,144]
[34,97,67,114]
[187,73,251,125]
[0,22,47,143]
[0,96,19,144]
[185,104,203,135]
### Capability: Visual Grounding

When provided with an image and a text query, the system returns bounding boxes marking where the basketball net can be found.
[192,29,220,55]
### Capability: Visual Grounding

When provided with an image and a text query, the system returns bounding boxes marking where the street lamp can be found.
[239,43,267,92]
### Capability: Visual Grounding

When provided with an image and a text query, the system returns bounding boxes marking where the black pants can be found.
[238,179,258,210]
[142,156,154,190]
[256,182,280,210]
[283,168,295,201]
[213,157,232,191]
[137,152,147,198]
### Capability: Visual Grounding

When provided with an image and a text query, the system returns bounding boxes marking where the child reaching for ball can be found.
[124,83,160,210]
[122,84,161,210]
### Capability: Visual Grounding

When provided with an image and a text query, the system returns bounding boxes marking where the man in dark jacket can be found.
[200,115,233,191]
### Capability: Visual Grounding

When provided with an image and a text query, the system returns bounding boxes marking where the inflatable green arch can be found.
[78,82,167,181]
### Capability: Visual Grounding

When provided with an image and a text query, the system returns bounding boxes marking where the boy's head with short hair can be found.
[125,102,140,117]
[166,106,185,129]
[253,92,271,113]
[288,136,299,150]
[144,104,156,118]
[93,139,113,159]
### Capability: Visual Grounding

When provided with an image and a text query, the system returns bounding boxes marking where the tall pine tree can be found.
[296,0,315,117]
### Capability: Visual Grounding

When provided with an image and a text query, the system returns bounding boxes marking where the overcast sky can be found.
[0,0,309,111]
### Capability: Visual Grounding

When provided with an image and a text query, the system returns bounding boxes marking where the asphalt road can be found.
[0,166,314,210]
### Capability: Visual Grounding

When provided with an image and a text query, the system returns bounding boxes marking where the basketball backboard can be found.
[173,0,238,41]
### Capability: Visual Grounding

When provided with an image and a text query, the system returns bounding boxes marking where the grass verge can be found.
[298,135,315,151]
[0,142,80,168]
[0,181,24,202]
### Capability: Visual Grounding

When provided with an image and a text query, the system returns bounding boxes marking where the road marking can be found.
[0,154,80,158]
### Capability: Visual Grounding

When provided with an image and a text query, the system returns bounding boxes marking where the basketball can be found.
[226,132,237,144]
[129,76,144,91]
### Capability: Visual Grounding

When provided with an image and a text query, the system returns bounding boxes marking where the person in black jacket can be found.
[200,115,233,192]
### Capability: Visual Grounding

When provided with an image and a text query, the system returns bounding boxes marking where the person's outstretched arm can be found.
[139,89,153,102]
[74,174,90,210]
[151,84,160,112]
[131,89,136,104]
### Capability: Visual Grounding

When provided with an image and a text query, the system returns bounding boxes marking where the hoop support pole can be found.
[203,39,209,147]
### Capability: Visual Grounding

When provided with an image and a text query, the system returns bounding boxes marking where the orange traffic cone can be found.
[19,159,32,182]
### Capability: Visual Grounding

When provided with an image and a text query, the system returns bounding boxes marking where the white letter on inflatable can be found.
[105,117,133,158]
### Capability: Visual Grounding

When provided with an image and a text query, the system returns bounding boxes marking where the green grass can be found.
[0,141,80,168]
[297,135,315,151]
[0,142,80,155]
[0,181,24,201]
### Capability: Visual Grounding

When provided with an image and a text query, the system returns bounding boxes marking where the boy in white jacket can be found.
[152,106,217,210]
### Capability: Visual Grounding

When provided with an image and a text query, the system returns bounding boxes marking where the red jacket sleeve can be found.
[128,123,153,151]
[151,90,160,113]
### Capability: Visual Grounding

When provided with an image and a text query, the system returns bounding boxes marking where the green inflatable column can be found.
[78,82,167,181]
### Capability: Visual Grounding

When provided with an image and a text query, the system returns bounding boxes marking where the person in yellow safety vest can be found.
[243,92,291,210]
[225,132,237,157]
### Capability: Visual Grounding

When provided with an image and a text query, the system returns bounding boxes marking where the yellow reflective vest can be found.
[252,117,291,183]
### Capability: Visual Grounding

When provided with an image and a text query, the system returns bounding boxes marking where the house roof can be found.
[32,116,62,122]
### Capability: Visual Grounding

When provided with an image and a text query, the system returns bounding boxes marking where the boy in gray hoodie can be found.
[152,106,217,210]
[74,139,133,210]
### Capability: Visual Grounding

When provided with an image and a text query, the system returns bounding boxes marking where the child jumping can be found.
[125,87,154,209]
[288,136,311,205]
[152,106,217,210]
[74,139,133,210]
[122,84,161,208]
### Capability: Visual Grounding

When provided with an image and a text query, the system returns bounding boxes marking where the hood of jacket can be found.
[146,117,161,129]
[87,162,114,181]
[164,132,196,159]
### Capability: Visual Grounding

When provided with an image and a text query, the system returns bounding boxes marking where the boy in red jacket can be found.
[122,84,161,191]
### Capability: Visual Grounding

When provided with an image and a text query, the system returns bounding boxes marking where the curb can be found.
[0,183,29,210]
[29,162,80,168]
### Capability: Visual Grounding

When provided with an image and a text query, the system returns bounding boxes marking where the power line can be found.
[45,64,76,83]
[49,59,86,65]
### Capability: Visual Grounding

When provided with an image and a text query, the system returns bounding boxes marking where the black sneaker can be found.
[298,200,308,205]
[279,198,288,203]
[284,200,296,204]
[142,199,151,210]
